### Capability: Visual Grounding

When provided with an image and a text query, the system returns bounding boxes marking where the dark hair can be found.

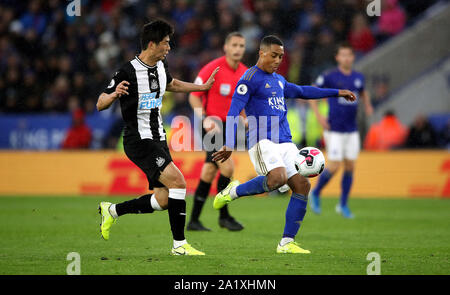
[260,35,283,48]
[335,42,354,55]
[225,32,244,44]
[140,20,174,50]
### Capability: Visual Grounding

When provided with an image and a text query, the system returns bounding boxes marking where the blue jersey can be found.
[226,66,339,149]
[316,69,365,132]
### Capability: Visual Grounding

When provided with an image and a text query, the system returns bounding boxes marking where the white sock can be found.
[280,237,294,246]
[230,186,239,200]
[150,195,163,211]
[108,204,118,218]
[173,239,187,248]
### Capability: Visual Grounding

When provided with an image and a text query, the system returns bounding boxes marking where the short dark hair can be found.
[335,42,354,55]
[140,20,174,50]
[260,35,283,48]
[225,32,244,44]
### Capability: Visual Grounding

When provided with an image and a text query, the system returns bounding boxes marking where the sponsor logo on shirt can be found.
[139,92,162,110]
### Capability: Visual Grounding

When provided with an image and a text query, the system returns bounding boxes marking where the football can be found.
[294,147,326,178]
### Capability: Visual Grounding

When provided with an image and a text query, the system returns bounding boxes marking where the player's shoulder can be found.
[203,56,226,70]
[240,66,261,83]
[352,70,365,79]
[322,68,340,78]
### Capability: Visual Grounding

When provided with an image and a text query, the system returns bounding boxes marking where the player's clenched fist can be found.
[338,90,357,102]
[114,81,130,98]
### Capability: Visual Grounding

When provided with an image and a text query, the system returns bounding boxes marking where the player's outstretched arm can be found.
[167,67,219,93]
[96,80,130,111]
[284,82,356,101]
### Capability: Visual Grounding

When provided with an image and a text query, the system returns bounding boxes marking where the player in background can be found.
[309,43,373,218]
[187,32,248,231]
[212,36,356,254]
[96,20,219,255]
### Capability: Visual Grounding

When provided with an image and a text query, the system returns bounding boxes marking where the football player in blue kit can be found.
[212,36,356,254]
[309,42,374,218]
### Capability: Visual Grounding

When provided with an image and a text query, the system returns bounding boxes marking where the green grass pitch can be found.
[0,195,449,275]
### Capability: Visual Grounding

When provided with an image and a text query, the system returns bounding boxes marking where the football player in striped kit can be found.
[96,20,219,255]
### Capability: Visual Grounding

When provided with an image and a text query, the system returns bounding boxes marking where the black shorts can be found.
[123,138,172,190]
[203,123,226,167]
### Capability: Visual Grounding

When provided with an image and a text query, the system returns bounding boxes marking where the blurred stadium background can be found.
[0,0,448,197]
[0,0,449,275]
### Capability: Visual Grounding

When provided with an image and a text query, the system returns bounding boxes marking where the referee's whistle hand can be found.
[203,67,220,90]
[115,81,130,97]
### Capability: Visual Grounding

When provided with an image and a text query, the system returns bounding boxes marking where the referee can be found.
[187,32,248,231]
[96,20,219,256]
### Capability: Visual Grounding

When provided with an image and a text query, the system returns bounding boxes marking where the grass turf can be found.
[0,195,449,275]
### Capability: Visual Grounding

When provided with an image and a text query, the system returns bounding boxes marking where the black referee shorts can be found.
[123,138,172,190]
[203,123,226,167]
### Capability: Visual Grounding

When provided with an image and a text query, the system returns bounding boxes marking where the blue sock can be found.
[236,176,270,197]
[283,193,308,238]
[340,171,353,207]
[312,169,332,196]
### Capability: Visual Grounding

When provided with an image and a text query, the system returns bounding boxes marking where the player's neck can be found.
[338,65,353,75]
[138,51,159,67]
[256,60,272,74]
[225,56,239,70]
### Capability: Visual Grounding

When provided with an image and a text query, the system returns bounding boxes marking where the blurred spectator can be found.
[372,75,390,107]
[348,13,375,55]
[0,0,439,149]
[61,108,92,149]
[405,115,438,148]
[376,0,407,42]
[364,110,407,150]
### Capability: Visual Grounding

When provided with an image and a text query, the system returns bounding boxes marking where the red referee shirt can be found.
[192,56,248,122]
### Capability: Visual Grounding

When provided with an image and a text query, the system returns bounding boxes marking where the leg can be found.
[216,158,244,231]
[336,131,360,218]
[234,166,287,198]
[158,161,187,244]
[110,186,168,217]
[277,142,311,254]
[216,158,233,219]
[276,174,311,254]
[310,131,344,214]
[188,162,217,231]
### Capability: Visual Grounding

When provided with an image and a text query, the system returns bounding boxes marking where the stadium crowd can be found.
[0,0,444,149]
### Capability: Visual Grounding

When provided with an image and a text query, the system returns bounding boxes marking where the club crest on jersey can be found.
[354,78,362,88]
[107,79,115,88]
[139,92,162,110]
[150,79,158,90]
[155,157,165,167]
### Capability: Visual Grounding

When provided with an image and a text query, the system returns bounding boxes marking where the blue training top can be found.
[315,68,365,132]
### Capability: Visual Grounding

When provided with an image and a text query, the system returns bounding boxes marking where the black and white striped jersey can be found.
[103,56,173,141]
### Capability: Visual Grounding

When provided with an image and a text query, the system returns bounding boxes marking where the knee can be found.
[219,164,234,178]
[267,172,288,190]
[172,175,186,189]
[201,164,217,183]
[158,196,169,209]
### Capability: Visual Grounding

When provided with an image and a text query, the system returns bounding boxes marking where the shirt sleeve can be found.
[103,69,128,95]
[315,74,327,88]
[284,81,339,99]
[225,80,252,149]
[163,59,173,85]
